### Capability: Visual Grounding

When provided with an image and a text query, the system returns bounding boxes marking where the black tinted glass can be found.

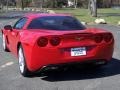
[28,16,86,30]
[13,18,27,29]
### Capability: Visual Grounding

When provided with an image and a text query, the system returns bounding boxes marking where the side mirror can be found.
[4,25,13,31]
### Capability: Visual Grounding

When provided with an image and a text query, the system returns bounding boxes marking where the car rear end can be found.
[29,31,114,71]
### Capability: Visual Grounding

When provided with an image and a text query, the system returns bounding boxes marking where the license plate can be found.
[71,47,86,56]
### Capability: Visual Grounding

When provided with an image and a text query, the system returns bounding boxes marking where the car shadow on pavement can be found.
[35,58,120,82]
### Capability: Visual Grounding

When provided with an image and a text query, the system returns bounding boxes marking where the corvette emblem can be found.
[75,37,84,41]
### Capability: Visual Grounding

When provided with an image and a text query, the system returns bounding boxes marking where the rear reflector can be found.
[37,37,48,47]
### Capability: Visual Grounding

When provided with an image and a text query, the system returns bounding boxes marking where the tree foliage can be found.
[1,0,97,17]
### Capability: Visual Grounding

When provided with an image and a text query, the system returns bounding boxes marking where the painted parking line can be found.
[0,62,14,69]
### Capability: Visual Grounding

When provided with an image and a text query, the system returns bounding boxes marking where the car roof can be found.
[24,13,72,19]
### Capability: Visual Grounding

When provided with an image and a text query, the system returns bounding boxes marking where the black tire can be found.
[18,45,31,77]
[2,34,9,52]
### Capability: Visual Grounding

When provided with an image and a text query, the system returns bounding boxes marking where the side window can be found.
[13,18,27,29]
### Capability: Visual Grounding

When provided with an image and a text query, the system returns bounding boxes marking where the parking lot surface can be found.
[0,18,120,90]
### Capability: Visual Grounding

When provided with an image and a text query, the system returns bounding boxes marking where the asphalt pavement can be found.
[0,18,120,90]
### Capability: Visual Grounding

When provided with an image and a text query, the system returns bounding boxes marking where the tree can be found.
[20,0,32,10]
[0,0,4,11]
[88,0,97,17]
[0,0,11,11]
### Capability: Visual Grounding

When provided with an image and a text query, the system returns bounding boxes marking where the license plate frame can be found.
[71,47,86,56]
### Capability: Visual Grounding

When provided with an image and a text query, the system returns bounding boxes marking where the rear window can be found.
[27,16,86,30]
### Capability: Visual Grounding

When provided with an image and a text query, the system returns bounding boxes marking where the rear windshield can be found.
[27,16,86,30]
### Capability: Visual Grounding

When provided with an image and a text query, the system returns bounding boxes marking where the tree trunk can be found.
[88,0,97,17]
[6,0,9,11]
[21,0,24,10]
[74,0,78,8]
[0,3,3,11]
[40,0,45,9]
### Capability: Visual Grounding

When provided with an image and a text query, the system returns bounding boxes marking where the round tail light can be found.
[94,35,103,43]
[37,37,48,47]
[50,37,61,46]
[104,33,113,42]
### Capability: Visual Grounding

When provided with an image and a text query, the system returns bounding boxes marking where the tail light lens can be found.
[94,35,103,43]
[50,37,61,46]
[104,33,113,42]
[37,37,48,47]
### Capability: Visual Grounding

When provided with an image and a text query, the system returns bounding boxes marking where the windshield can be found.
[27,16,86,30]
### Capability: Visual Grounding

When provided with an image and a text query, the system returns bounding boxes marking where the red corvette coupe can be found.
[2,13,114,77]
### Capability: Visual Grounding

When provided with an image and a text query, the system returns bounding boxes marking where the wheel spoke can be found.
[18,48,25,73]
[2,34,6,50]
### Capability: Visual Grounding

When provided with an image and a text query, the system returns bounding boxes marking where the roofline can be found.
[24,13,73,19]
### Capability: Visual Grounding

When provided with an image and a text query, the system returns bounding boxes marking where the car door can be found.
[7,17,27,54]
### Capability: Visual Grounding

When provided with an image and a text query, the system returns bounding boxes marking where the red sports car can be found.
[2,14,114,77]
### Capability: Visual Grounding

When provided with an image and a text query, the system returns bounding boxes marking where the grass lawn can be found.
[53,8,120,25]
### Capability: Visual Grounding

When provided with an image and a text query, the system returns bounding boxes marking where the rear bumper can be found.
[23,42,114,72]
[38,59,107,72]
